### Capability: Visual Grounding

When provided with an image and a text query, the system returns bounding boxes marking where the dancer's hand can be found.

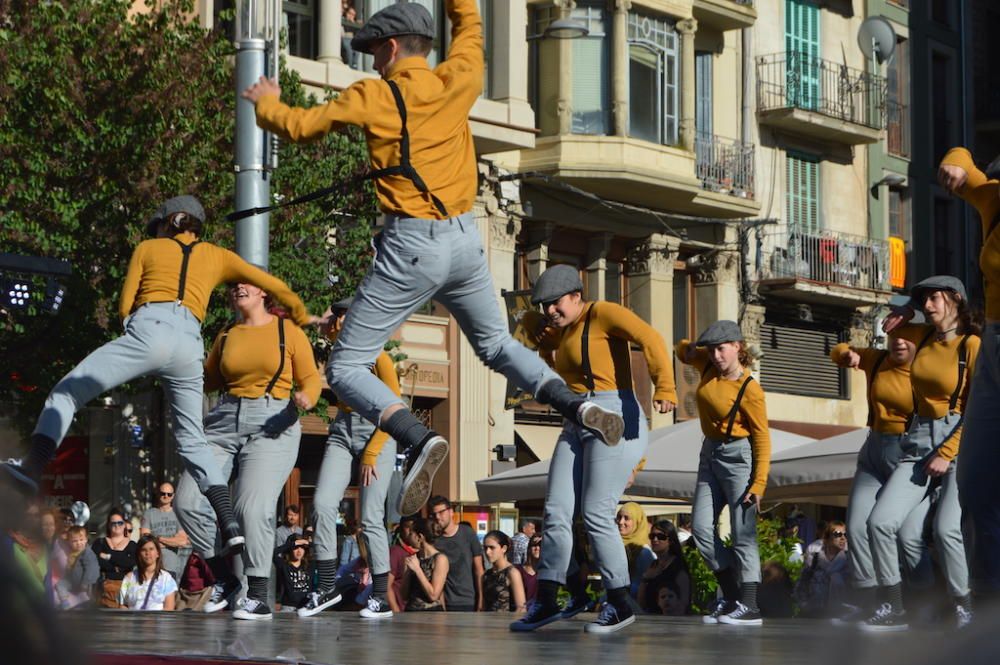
[924,454,951,478]
[937,164,968,193]
[741,491,760,511]
[241,76,281,104]
[841,349,861,369]
[293,391,314,410]
[653,400,675,414]
[360,463,377,487]
[882,306,914,333]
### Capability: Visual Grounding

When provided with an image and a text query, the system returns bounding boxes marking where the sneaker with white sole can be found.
[955,605,973,630]
[204,578,241,614]
[510,600,564,632]
[702,599,734,624]
[359,595,393,619]
[578,403,625,446]
[396,435,449,516]
[584,603,635,634]
[718,601,762,626]
[859,603,908,633]
[296,587,343,618]
[233,598,272,621]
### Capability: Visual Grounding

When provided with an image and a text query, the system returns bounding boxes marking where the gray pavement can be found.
[58,608,1000,665]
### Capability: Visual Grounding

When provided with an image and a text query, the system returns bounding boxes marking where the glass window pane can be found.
[629,44,659,143]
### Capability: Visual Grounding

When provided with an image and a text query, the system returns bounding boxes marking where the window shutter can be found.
[759,321,847,398]
[787,152,820,233]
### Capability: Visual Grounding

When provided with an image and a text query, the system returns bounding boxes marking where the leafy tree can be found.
[0,0,377,437]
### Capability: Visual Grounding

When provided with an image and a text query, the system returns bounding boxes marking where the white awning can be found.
[514,424,562,462]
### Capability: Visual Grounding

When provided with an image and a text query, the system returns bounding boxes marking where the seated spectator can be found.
[795,520,849,617]
[118,535,177,611]
[637,520,691,615]
[402,517,449,612]
[175,551,215,611]
[617,502,655,597]
[55,525,99,610]
[758,562,795,618]
[92,506,137,608]
[275,533,315,612]
[275,504,303,547]
[517,535,541,605]
[339,519,361,566]
[40,508,68,603]
[388,517,416,613]
[336,533,372,608]
[482,530,526,613]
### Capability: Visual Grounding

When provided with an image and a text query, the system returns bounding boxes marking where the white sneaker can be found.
[359,595,393,619]
[233,598,272,621]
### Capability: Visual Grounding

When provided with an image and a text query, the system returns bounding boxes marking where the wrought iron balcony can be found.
[695,134,755,199]
[756,52,887,144]
[755,223,892,305]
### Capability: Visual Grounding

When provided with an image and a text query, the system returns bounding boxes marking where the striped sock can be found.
[25,434,57,478]
[886,583,904,612]
[741,582,759,611]
[373,572,389,596]
[247,576,268,602]
[316,558,339,593]
[203,485,238,532]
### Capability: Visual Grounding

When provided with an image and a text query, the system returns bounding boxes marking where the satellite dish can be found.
[858,16,896,65]
[70,500,90,527]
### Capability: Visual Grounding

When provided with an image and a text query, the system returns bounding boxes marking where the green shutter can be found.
[785,0,820,109]
[787,152,820,233]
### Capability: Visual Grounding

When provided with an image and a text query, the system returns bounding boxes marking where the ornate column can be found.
[626,234,678,430]
[692,249,741,332]
[556,0,576,134]
[317,0,343,64]
[677,17,698,151]
[740,304,766,373]
[612,0,631,136]
[585,233,614,300]
[524,222,555,283]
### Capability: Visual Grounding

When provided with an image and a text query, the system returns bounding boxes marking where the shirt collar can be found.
[386,56,431,79]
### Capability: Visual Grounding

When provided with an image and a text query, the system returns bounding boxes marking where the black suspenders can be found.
[724,376,755,443]
[581,303,596,394]
[907,329,968,428]
[218,317,287,397]
[170,238,201,303]
[866,351,888,427]
[368,80,450,218]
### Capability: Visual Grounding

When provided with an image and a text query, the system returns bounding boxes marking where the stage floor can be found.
[59,607,1000,665]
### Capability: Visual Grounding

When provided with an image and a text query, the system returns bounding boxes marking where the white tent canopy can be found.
[765,427,869,503]
[476,419,816,504]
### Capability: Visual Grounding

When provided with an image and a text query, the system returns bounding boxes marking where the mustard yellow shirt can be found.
[676,340,772,497]
[829,343,913,435]
[939,147,1000,320]
[204,317,321,407]
[119,232,310,326]
[908,324,980,460]
[533,302,677,403]
[254,0,483,220]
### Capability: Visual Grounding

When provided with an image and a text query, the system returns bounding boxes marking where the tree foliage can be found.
[0,0,377,435]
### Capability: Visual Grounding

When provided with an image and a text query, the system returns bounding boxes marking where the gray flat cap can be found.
[695,320,744,346]
[146,195,205,236]
[331,296,354,312]
[909,275,968,309]
[351,2,435,55]
[531,265,584,305]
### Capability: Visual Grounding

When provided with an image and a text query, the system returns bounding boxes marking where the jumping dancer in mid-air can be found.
[509,265,676,634]
[174,280,321,620]
[676,321,771,626]
[4,196,315,556]
[241,0,623,517]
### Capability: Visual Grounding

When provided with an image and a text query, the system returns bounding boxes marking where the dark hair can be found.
[650,520,684,559]
[427,495,451,512]
[484,530,511,552]
[285,504,300,515]
[396,34,433,57]
[105,506,127,537]
[283,533,311,567]
[161,211,203,237]
[949,291,983,336]
[135,534,165,584]
[410,517,437,544]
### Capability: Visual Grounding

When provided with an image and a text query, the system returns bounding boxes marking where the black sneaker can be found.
[578,403,625,446]
[359,595,393,620]
[718,601,763,626]
[204,578,242,614]
[233,598,273,621]
[702,598,734,624]
[561,595,596,619]
[396,435,449,516]
[584,602,635,634]
[296,587,344,618]
[510,600,564,632]
[859,603,908,633]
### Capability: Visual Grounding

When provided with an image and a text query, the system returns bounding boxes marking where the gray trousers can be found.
[326,213,560,426]
[537,390,647,591]
[846,430,930,589]
[957,323,1000,592]
[312,411,397,576]
[175,395,300,576]
[34,302,226,490]
[691,437,761,584]
[869,414,969,598]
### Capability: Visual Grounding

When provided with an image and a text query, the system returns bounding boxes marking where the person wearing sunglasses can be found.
[91,507,138,608]
[141,483,190,582]
[795,522,850,618]
[637,520,691,616]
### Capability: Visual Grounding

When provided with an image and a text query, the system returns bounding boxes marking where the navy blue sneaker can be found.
[510,600,564,632]
[584,603,635,634]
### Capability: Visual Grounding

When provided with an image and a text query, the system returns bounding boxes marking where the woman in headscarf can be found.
[616,502,654,598]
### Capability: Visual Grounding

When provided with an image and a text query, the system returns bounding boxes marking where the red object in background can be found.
[818,238,837,263]
[40,435,88,508]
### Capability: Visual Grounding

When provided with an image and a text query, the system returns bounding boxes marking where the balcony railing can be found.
[886,100,910,158]
[756,223,890,292]
[756,52,887,130]
[695,134,755,199]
